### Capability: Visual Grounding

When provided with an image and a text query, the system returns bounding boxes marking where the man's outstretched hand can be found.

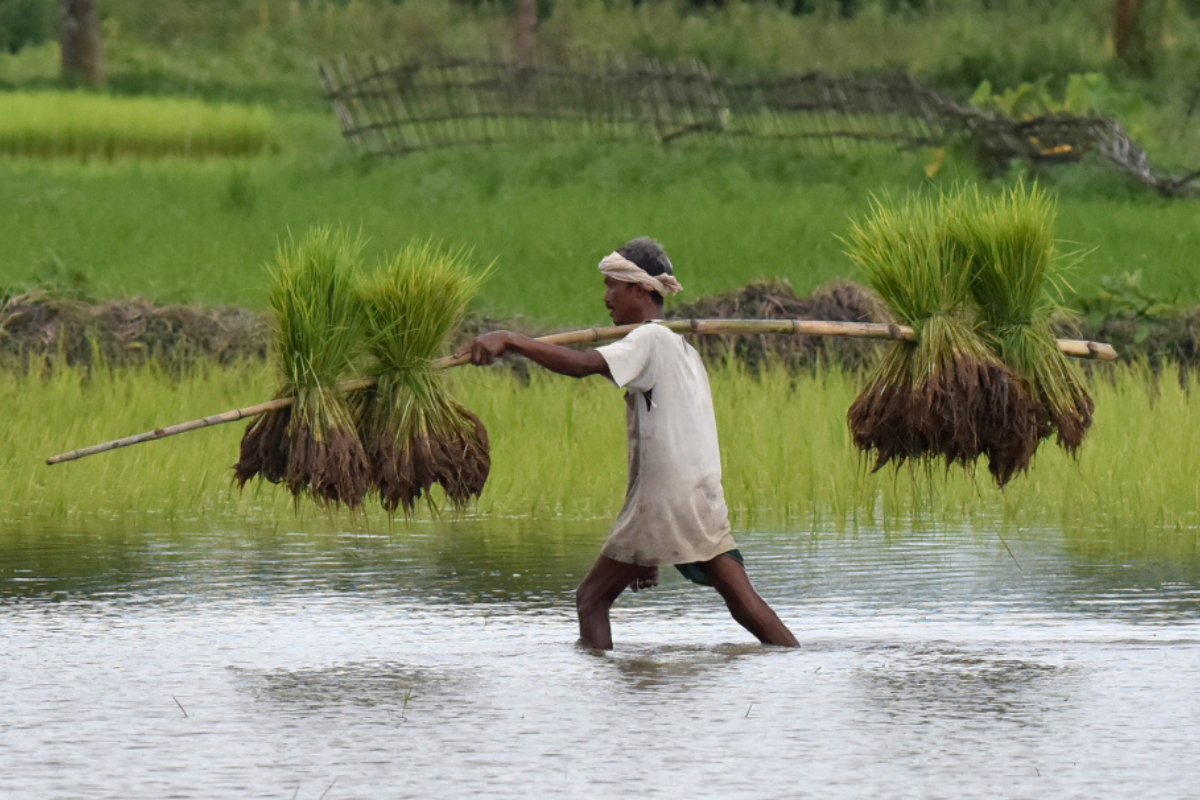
[458,331,514,366]
[456,330,610,379]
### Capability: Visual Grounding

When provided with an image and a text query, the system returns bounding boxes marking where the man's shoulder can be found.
[631,321,679,342]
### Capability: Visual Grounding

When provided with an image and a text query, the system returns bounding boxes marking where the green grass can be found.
[0,91,275,159]
[3,136,1199,324]
[8,361,1197,557]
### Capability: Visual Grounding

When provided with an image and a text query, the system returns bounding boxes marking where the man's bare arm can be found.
[458,331,611,379]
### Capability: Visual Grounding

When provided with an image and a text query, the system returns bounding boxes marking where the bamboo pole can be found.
[44,319,1117,466]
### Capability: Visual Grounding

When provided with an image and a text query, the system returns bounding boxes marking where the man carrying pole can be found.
[460,238,798,650]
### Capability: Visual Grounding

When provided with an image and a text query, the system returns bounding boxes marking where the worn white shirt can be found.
[596,322,737,566]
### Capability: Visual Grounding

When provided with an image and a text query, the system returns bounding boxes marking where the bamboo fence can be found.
[315,56,1199,197]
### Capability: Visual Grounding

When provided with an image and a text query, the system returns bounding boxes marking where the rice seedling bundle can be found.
[949,184,1093,455]
[845,193,1045,485]
[356,243,490,513]
[234,226,371,507]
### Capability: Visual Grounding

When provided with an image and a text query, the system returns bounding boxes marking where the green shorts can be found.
[673,548,744,587]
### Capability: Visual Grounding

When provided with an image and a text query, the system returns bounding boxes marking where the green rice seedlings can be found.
[949,183,1093,456]
[357,242,490,513]
[0,92,272,160]
[845,193,1042,485]
[234,226,372,507]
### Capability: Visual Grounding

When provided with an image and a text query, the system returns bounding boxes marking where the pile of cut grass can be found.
[0,91,274,159]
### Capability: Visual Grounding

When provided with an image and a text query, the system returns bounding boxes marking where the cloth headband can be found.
[598,252,683,296]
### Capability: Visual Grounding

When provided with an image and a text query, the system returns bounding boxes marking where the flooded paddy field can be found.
[2,522,1198,799]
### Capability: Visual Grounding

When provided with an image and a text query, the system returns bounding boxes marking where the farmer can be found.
[459,238,798,650]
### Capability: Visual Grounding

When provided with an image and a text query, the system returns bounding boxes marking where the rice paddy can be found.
[0,91,275,160]
[8,361,1198,554]
[4,10,1199,795]
[2,1,1197,555]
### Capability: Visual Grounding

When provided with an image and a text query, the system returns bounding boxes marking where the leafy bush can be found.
[0,0,53,54]
[968,72,1148,126]
[1075,270,1184,330]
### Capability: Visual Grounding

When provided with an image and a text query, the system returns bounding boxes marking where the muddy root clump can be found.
[848,349,1047,486]
[284,420,372,508]
[1045,390,1094,454]
[233,406,292,487]
[365,403,490,514]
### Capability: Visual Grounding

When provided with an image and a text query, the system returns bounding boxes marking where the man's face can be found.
[604,277,651,324]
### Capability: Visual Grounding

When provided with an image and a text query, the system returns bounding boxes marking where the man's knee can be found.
[703,553,751,595]
[575,581,608,617]
[705,557,766,615]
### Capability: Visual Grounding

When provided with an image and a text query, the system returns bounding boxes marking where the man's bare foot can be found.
[628,565,659,593]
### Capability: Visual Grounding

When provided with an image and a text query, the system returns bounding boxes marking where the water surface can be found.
[3,522,1198,799]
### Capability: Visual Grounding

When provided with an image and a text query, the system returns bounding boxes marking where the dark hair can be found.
[617,237,674,306]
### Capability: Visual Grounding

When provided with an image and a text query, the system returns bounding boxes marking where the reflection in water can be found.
[231,660,459,715]
[604,643,766,693]
[856,644,1071,722]
[0,520,601,603]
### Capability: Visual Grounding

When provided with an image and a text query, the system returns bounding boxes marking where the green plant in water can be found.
[949,182,1093,454]
[356,241,490,513]
[8,360,1200,541]
[234,225,371,507]
[844,192,1043,485]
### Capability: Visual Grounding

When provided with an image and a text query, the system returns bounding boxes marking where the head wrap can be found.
[598,251,683,296]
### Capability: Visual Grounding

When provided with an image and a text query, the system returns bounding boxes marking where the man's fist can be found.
[457,331,513,366]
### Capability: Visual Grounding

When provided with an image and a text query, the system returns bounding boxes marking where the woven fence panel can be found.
[316,57,1198,197]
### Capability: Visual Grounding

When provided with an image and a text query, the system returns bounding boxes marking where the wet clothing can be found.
[674,548,744,586]
[595,322,738,567]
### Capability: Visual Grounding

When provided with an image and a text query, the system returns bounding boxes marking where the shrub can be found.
[0,0,53,55]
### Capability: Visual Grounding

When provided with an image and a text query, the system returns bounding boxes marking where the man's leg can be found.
[702,553,798,647]
[575,556,658,650]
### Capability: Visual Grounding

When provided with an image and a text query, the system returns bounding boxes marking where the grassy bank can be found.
[7,361,1197,554]
[4,140,1199,324]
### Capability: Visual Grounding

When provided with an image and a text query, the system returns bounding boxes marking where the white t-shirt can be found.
[596,322,737,566]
